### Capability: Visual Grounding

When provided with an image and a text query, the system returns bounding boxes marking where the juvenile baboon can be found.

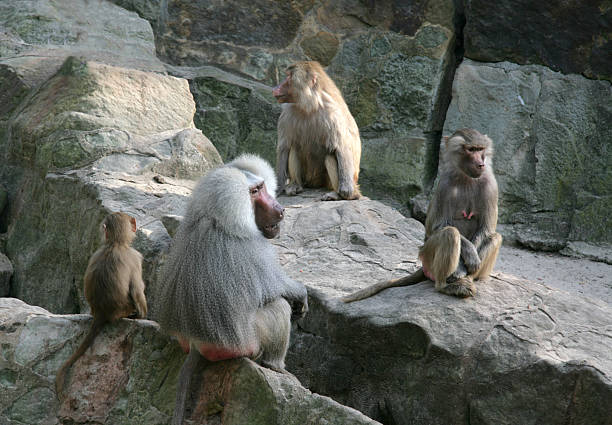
[274,61,362,201]
[343,129,502,302]
[152,154,308,425]
[55,212,146,397]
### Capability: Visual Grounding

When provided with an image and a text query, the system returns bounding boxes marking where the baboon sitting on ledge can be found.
[343,129,502,301]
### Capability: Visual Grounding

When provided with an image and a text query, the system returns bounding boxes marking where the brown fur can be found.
[55,212,146,397]
[274,61,361,200]
[342,129,501,302]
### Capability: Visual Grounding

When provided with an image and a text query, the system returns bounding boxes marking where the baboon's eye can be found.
[250,183,263,195]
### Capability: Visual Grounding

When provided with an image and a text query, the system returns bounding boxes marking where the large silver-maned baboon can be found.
[152,154,308,424]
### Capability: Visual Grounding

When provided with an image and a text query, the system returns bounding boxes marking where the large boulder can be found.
[2,57,222,314]
[273,193,612,424]
[0,0,164,86]
[464,0,612,81]
[0,297,380,425]
[0,0,169,205]
[9,57,197,173]
[443,59,612,260]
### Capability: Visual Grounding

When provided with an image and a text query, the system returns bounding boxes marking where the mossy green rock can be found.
[328,24,455,200]
[188,69,281,164]
[0,298,182,424]
[10,57,195,174]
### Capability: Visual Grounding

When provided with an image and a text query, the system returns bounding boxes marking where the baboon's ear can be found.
[130,217,137,233]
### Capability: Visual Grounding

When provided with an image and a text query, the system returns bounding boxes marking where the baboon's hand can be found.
[447,261,468,283]
[460,238,481,275]
[463,254,481,275]
[285,183,303,196]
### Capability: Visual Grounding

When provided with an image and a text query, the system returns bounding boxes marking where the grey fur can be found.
[152,153,306,353]
[229,153,278,195]
[343,129,500,302]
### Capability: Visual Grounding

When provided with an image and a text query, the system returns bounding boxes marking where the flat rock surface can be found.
[276,191,425,297]
[496,245,612,305]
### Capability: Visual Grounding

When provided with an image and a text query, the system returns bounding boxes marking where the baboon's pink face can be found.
[272,71,294,103]
[461,145,486,178]
[251,182,284,238]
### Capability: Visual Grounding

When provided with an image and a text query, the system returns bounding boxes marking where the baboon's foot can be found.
[438,277,476,298]
[319,191,341,201]
[285,183,303,196]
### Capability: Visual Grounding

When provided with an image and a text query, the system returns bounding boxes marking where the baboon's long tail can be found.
[342,268,426,303]
[55,318,105,398]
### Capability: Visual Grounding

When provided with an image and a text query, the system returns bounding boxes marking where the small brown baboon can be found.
[152,154,308,425]
[274,61,361,201]
[343,129,502,302]
[55,212,147,397]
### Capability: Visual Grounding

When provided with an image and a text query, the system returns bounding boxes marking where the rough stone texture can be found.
[0,297,380,425]
[109,0,163,30]
[561,242,612,265]
[0,0,166,185]
[181,358,380,425]
[444,60,612,260]
[327,23,456,203]
[156,0,313,81]
[0,0,165,86]
[9,57,196,173]
[300,31,340,66]
[0,253,13,296]
[155,0,457,84]
[464,0,612,81]
[271,193,612,425]
[0,65,33,186]
[276,191,425,295]
[2,57,222,314]
[169,65,282,163]
[0,183,7,220]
